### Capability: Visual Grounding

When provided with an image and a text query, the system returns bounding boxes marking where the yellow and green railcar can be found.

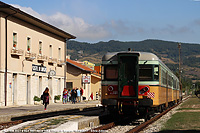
[101,50,180,115]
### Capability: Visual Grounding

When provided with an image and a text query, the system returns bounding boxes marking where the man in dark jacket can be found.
[71,88,77,104]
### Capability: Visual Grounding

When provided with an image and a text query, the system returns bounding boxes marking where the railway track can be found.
[0,120,23,130]
[85,96,190,133]
[1,96,189,132]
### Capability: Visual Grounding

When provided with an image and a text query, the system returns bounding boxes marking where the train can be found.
[101,49,180,120]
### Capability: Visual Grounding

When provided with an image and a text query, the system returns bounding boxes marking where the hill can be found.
[67,39,200,81]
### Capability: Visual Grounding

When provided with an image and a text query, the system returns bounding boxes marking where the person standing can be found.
[71,88,76,104]
[76,88,81,102]
[62,88,68,104]
[42,87,51,110]
[67,89,71,102]
[90,92,93,100]
[80,88,83,102]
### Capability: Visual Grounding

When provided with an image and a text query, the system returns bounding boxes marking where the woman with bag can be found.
[42,87,51,110]
[63,88,68,104]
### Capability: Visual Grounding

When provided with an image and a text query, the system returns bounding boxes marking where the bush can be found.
[34,96,41,101]
[54,95,61,100]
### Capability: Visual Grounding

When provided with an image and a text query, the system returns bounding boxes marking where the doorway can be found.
[27,75,31,104]
[12,73,17,105]
[118,54,139,98]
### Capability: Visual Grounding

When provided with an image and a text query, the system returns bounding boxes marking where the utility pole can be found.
[178,43,182,100]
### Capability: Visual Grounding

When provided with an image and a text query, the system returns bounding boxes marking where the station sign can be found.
[82,76,90,83]
[32,64,46,73]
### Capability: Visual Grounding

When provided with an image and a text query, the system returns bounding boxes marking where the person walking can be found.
[76,88,81,102]
[62,88,68,104]
[71,88,76,104]
[42,87,51,110]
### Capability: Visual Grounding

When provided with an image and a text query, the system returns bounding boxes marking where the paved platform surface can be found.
[0,100,101,123]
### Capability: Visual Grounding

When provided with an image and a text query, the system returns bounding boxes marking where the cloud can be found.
[194,19,200,26]
[158,25,192,35]
[11,4,111,42]
[42,12,111,41]
[11,4,42,19]
[10,4,196,43]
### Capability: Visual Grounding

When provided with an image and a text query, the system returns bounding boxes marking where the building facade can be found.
[0,2,75,106]
[66,59,101,100]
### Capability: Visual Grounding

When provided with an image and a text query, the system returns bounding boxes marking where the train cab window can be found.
[102,65,118,80]
[139,65,153,81]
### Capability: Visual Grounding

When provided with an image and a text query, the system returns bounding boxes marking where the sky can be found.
[1,0,200,44]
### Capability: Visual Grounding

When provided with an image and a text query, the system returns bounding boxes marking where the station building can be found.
[0,2,76,106]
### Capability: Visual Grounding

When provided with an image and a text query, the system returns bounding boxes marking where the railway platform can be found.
[0,100,101,123]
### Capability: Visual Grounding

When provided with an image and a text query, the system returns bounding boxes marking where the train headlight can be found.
[139,86,149,94]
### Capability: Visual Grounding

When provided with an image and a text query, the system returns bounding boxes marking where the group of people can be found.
[41,87,84,110]
[63,87,84,104]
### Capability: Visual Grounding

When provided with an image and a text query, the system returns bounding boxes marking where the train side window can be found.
[162,70,167,85]
[154,65,159,81]
[103,65,118,80]
[173,79,176,89]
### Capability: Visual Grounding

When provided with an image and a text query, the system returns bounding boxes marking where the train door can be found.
[118,53,139,99]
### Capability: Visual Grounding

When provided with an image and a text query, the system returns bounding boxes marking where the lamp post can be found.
[178,43,182,100]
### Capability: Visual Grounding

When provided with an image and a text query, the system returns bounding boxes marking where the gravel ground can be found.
[106,125,136,133]
[81,104,182,133]
[142,97,190,133]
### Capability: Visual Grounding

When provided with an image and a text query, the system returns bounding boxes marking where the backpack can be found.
[41,94,44,100]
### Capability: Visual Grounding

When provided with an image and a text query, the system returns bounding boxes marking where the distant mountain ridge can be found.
[67,39,200,81]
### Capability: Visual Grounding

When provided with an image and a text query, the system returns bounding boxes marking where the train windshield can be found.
[102,65,118,81]
[139,65,159,81]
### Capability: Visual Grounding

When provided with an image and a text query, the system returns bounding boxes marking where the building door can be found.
[27,75,31,104]
[58,78,61,95]
[48,78,52,100]
[39,76,42,95]
[12,74,17,105]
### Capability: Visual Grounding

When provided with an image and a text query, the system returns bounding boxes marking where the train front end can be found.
[101,51,153,114]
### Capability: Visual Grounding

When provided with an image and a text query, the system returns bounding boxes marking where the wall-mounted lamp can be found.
[60,62,66,65]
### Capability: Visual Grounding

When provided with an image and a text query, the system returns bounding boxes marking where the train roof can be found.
[102,51,160,61]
